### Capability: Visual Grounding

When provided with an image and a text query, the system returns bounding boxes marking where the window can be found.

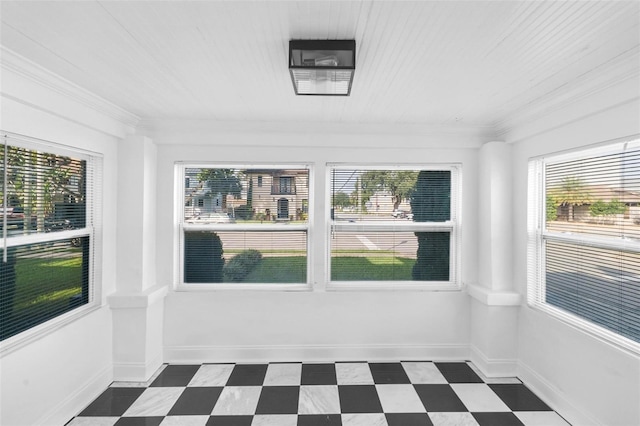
[1,133,100,346]
[328,165,460,288]
[178,165,310,287]
[528,137,640,350]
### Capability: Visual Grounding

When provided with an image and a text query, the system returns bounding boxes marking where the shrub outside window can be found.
[177,165,310,288]
[528,137,640,351]
[1,134,100,347]
[328,165,460,289]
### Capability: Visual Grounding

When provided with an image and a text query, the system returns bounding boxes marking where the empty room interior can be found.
[1,1,639,425]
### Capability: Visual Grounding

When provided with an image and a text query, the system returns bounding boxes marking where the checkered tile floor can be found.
[66,361,571,426]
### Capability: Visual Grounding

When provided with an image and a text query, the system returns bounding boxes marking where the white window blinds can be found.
[328,165,460,287]
[1,133,100,343]
[178,165,310,286]
[528,137,640,349]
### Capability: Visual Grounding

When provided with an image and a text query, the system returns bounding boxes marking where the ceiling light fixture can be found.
[289,40,356,96]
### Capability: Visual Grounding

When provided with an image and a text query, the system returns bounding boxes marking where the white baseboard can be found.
[469,344,518,377]
[518,360,599,426]
[164,343,470,364]
[36,365,112,426]
[113,353,164,382]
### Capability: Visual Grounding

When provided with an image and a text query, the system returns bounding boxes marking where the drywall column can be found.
[468,141,521,376]
[109,135,166,381]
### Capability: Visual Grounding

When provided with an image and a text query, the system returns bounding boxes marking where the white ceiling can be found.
[1,0,639,134]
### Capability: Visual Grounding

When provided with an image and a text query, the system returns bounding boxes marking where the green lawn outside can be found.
[2,253,84,340]
[223,255,415,283]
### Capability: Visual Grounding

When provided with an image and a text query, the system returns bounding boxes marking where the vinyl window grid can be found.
[175,163,312,290]
[1,132,102,354]
[527,136,640,353]
[327,164,461,290]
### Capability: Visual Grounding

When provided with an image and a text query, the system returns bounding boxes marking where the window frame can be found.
[175,162,313,291]
[0,132,102,354]
[527,136,640,353]
[326,163,462,291]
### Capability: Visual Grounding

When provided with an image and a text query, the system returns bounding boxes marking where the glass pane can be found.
[1,237,90,341]
[330,169,450,223]
[1,145,86,237]
[545,147,640,241]
[545,240,640,343]
[331,231,450,281]
[184,231,307,284]
[184,168,309,224]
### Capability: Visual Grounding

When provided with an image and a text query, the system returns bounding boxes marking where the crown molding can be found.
[138,118,498,148]
[495,47,640,141]
[1,46,140,130]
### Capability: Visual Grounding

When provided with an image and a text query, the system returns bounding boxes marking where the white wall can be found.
[510,77,640,426]
[0,52,128,425]
[155,133,481,363]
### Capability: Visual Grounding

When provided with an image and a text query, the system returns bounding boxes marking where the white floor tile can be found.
[263,363,302,386]
[188,364,235,387]
[451,384,510,412]
[402,362,448,384]
[298,385,341,414]
[252,414,298,426]
[122,387,184,417]
[515,411,572,426]
[65,418,119,426]
[160,415,210,426]
[428,412,480,426]
[336,363,375,385]
[375,384,427,413]
[342,413,388,426]
[211,386,262,415]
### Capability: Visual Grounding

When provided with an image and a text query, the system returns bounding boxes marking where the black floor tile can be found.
[114,418,164,426]
[338,385,383,413]
[301,363,338,385]
[472,412,525,426]
[206,416,254,426]
[167,387,223,415]
[434,362,483,383]
[78,387,145,416]
[385,413,434,426]
[369,362,411,384]
[150,364,200,387]
[298,414,342,425]
[489,383,552,411]
[413,384,468,412]
[225,364,268,386]
[255,386,299,414]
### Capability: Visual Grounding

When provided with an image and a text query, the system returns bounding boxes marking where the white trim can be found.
[0,47,139,129]
[469,344,519,377]
[164,343,470,364]
[518,360,601,426]
[108,285,168,309]
[113,353,164,383]
[35,365,113,426]
[332,221,453,233]
[495,47,640,140]
[183,223,309,232]
[326,282,459,292]
[466,284,522,306]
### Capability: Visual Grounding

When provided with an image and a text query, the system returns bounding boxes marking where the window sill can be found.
[326,281,461,292]
[175,283,312,292]
[529,302,640,356]
[0,302,102,357]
